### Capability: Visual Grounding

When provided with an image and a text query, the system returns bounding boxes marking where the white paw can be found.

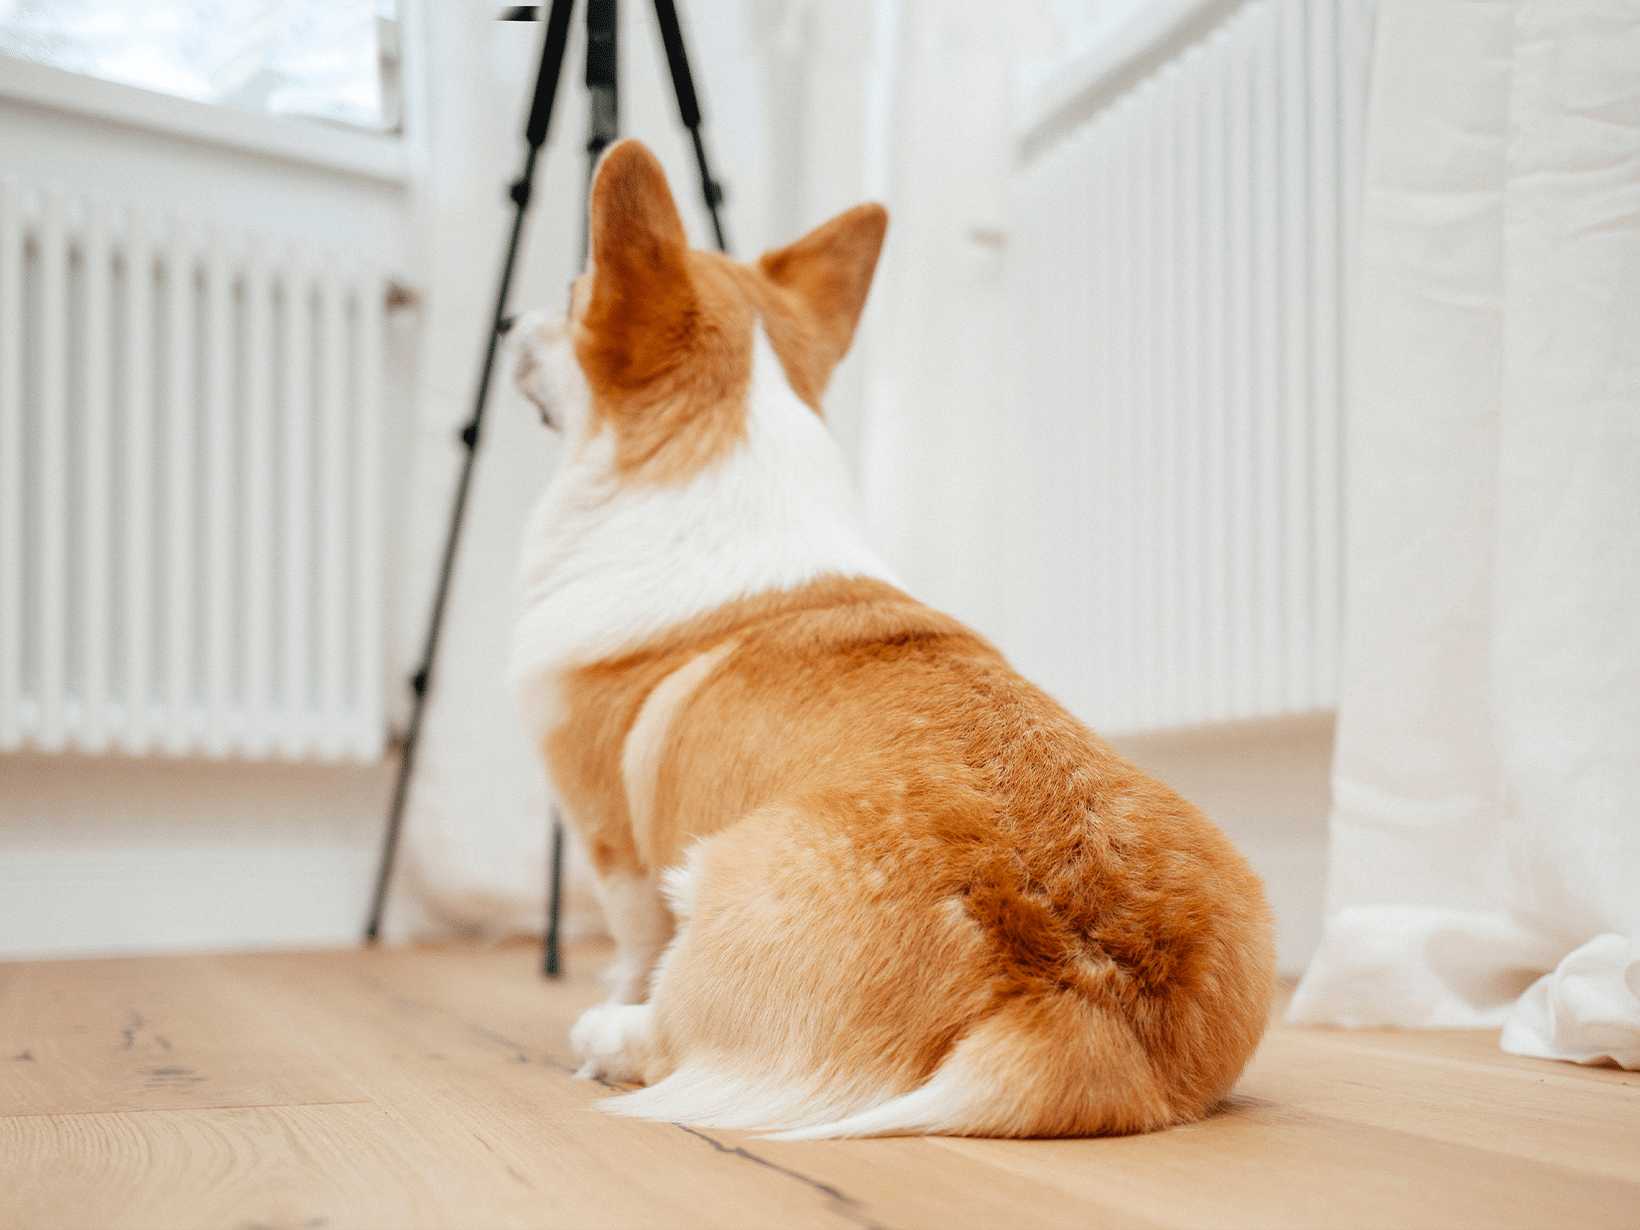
[570,1002,656,1082]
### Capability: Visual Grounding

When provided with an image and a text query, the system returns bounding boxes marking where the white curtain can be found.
[1288,0,1640,1070]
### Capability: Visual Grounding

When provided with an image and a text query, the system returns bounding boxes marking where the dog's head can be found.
[512,139,886,484]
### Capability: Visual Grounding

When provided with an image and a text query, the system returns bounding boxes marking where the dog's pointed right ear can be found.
[757,203,888,377]
[582,139,696,390]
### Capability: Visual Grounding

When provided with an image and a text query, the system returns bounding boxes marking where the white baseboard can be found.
[0,845,379,960]
[0,751,393,960]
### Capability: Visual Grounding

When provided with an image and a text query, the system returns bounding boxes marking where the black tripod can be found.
[363,0,730,977]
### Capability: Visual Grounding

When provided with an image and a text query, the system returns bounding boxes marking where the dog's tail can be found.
[605,988,1184,1140]
[765,990,1179,1140]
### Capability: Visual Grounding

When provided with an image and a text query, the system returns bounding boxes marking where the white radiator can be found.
[0,178,386,761]
[1004,0,1371,735]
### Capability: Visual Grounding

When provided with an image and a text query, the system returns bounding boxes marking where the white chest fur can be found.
[509,326,897,748]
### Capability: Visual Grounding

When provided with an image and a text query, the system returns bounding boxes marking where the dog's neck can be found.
[510,326,898,679]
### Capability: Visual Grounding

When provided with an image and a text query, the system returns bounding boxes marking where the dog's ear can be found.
[758,203,888,375]
[582,139,696,390]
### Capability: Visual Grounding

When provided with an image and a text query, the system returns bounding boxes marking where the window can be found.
[0,0,400,130]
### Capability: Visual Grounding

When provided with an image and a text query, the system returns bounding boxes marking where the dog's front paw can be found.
[570,1002,656,1082]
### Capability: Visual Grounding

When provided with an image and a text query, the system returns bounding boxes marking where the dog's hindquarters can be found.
[588,794,1270,1139]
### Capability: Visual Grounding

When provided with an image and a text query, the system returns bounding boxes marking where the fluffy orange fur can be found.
[530,140,1275,1137]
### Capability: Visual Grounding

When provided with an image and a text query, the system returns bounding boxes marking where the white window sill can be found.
[0,54,409,186]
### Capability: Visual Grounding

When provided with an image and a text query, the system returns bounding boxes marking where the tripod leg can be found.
[365,0,577,946]
[652,0,729,253]
[585,0,620,170]
[544,0,619,980]
[544,813,565,975]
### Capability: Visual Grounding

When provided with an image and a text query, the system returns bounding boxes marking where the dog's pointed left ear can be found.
[582,138,697,390]
[758,203,888,372]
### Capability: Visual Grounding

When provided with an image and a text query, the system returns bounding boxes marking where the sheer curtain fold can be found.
[1289,0,1640,1069]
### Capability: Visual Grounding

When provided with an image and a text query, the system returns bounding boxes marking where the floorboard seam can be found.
[673,1123,895,1230]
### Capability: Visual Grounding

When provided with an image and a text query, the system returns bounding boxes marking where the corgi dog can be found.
[508,139,1275,1139]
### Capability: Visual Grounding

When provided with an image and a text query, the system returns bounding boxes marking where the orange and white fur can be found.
[509,140,1274,1139]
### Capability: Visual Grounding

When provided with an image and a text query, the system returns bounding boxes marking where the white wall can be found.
[0,0,1333,970]
[0,46,420,958]
[0,752,392,958]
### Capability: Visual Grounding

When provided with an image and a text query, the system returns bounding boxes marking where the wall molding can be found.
[0,844,377,959]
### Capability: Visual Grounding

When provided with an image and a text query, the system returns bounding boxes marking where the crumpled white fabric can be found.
[1502,935,1640,1070]
[1288,0,1640,1066]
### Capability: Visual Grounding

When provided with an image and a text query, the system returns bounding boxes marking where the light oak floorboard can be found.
[2,1103,447,1230]
[0,954,364,1116]
[2,942,1636,1230]
[226,946,1129,1230]
[1238,1023,1640,1181]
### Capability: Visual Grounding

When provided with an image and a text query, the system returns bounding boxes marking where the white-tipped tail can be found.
[601,1063,879,1134]
[763,1061,997,1140]
[770,993,1176,1139]
[599,992,1180,1140]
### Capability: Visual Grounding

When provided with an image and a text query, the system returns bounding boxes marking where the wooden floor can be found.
[2,942,1636,1230]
